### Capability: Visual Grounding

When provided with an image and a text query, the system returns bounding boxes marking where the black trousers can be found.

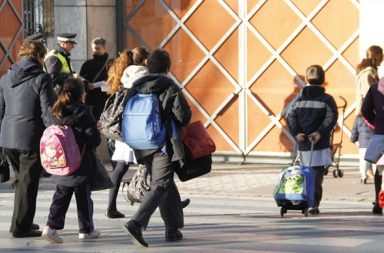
[5,149,42,234]
[108,161,129,211]
[374,168,382,206]
[47,184,94,233]
[312,166,325,208]
[132,152,183,230]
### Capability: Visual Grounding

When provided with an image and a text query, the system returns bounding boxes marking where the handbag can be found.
[99,88,134,141]
[175,154,212,182]
[90,150,114,191]
[122,164,151,205]
[181,121,216,159]
[0,148,10,183]
[365,135,384,163]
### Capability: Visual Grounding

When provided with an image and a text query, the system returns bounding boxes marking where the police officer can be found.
[44,33,77,94]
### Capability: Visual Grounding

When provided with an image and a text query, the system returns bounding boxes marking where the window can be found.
[23,0,54,37]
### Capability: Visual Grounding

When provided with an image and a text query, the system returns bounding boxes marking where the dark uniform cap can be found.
[57,33,77,44]
[24,33,45,43]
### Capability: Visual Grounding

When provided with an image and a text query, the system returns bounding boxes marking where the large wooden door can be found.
[122,0,360,159]
[0,0,23,77]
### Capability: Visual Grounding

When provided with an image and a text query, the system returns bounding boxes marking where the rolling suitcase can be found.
[274,143,315,217]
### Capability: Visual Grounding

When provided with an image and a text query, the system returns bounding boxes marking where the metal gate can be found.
[121,0,360,160]
[0,0,23,77]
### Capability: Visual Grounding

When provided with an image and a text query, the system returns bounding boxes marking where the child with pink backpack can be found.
[41,78,101,243]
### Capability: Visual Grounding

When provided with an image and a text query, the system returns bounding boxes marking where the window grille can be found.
[23,0,54,37]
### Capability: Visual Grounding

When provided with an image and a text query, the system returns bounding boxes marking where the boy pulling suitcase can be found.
[287,65,338,214]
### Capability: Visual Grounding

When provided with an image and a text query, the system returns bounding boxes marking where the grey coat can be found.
[0,58,54,151]
[350,116,374,148]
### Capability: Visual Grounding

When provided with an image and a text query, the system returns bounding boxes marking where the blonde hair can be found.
[18,41,47,60]
[106,47,149,94]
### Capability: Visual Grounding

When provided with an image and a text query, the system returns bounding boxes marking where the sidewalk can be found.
[0,162,381,253]
[0,162,374,203]
[176,163,376,204]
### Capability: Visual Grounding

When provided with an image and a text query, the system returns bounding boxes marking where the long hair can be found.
[106,47,149,94]
[52,78,85,118]
[356,45,383,74]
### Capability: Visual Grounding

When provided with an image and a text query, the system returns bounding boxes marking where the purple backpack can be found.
[40,125,85,176]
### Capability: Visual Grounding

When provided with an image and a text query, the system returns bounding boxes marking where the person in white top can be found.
[104,48,149,218]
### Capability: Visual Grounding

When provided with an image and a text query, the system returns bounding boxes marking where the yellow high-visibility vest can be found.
[45,50,72,74]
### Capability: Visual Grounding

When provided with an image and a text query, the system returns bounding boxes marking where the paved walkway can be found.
[0,163,382,253]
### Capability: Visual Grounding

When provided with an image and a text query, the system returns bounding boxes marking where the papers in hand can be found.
[91,81,111,92]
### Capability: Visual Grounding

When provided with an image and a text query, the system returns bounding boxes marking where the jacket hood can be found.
[132,74,173,93]
[301,85,325,99]
[53,103,93,126]
[120,65,148,89]
[8,58,44,87]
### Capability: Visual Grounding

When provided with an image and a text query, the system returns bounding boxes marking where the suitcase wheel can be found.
[333,169,344,178]
[280,207,287,217]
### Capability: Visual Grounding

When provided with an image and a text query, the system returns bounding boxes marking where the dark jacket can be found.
[361,83,384,135]
[131,74,192,163]
[287,85,338,151]
[44,46,73,92]
[0,58,54,151]
[350,116,374,148]
[51,103,101,187]
[80,53,110,120]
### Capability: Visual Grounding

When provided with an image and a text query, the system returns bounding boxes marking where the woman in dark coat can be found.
[0,41,54,237]
[41,78,101,243]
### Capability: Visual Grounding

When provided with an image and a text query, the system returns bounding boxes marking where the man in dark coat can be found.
[79,37,110,121]
[122,49,192,248]
[0,41,54,237]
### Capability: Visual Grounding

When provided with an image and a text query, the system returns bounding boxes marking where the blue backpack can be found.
[122,93,167,150]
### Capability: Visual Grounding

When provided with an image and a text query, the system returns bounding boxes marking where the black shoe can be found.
[31,223,40,230]
[122,220,148,248]
[165,228,183,242]
[309,207,320,214]
[105,209,125,219]
[181,199,190,209]
[12,230,42,238]
[372,204,383,215]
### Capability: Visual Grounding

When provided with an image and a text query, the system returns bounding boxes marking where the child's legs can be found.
[74,183,94,233]
[359,148,371,178]
[47,185,74,230]
[312,166,325,208]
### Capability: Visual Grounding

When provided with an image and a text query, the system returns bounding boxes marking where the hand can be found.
[308,132,321,144]
[295,133,306,142]
[73,73,86,82]
[87,83,96,90]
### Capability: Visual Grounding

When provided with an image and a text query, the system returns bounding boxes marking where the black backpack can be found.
[99,87,134,141]
[122,164,151,205]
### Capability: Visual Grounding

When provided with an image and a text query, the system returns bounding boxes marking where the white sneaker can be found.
[79,229,101,239]
[42,226,63,243]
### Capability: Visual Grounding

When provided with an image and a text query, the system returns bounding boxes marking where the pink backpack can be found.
[40,125,85,176]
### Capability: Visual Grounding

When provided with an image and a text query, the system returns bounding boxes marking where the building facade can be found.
[0,0,382,163]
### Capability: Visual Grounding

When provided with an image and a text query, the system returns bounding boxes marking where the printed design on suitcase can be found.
[278,173,304,195]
